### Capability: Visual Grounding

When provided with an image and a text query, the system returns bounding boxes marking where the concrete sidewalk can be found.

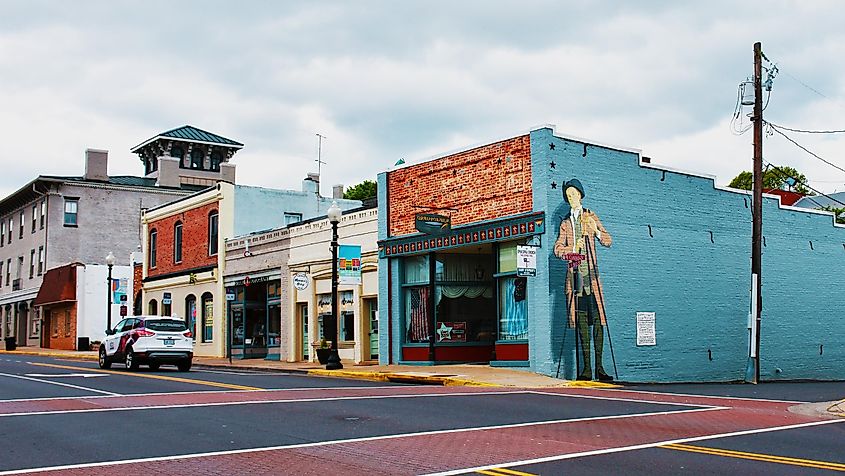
[0,346,611,388]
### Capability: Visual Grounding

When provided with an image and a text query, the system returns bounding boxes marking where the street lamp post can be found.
[105,252,115,332]
[325,201,343,370]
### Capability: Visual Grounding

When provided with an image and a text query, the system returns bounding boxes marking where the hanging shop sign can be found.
[636,312,656,346]
[292,273,309,291]
[380,212,545,258]
[415,213,451,235]
[338,245,362,285]
[516,245,538,277]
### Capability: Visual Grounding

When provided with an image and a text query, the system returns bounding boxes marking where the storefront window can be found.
[317,293,331,343]
[268,303,280,346]
[497,242,528,340]
[434,252,495,343]
[340,291,354,342]
[232,306,244,346]
[185,295,197,338]
[202,293,214,342]
[403,255,430,343]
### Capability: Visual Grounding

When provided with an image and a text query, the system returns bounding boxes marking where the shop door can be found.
[244,303,267,359]
[299,303,309,360]
[367,299,378,359]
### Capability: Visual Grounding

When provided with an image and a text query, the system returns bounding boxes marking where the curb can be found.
[307,369,500,387]
[564,380,621,389]
[0,350,96,360]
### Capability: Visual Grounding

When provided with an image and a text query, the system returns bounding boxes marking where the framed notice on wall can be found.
[636,312,656,346]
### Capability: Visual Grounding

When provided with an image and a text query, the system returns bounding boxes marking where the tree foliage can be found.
[820,206,845,224]
[728,166,812,195]
[343,179,377,200]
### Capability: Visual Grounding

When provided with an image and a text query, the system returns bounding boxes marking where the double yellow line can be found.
[663,443,845,472]
[30,362,261,391]
[477,468,536,476]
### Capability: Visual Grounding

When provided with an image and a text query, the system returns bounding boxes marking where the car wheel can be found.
[125,347,139,370]
[177,360,192,372]
[98,346,111,369]
[148,362,160,371]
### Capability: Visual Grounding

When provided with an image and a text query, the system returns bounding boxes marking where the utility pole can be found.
[751,42,763,384]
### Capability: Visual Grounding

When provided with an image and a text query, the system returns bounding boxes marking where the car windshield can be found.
[144,320,187,332]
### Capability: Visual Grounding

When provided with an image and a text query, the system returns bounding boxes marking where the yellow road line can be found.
[663,443,845,472]
[476,469,537,476]
[29,362,262,391]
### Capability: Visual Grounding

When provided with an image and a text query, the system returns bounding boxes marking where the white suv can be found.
[99,316,194,371]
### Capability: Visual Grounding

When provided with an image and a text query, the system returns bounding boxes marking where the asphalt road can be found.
[0,355,842,475]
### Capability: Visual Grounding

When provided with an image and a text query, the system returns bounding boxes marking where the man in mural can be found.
[553,179,614,382]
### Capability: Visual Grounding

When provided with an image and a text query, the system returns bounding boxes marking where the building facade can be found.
[142,179,362,358]
[223,202,378,363]
[378,126,845,383]
[0,147,201,350]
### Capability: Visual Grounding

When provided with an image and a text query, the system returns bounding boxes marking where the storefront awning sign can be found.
[415,213,451,235]
[338,245,362,285]
[516,245,537,277]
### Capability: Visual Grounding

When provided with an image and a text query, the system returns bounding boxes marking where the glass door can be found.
[367,299,378,359]
[299,303,309,360]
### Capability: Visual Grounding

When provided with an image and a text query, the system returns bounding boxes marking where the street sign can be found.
[119,305,127,317]
[162,292,172,305]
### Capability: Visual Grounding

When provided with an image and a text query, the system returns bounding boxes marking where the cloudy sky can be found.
[2,1,845,200]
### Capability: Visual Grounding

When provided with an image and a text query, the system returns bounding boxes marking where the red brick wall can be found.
[147,201,219,278]
[44,304,76,350]
[133,263,143,314]
[387,135,532,237]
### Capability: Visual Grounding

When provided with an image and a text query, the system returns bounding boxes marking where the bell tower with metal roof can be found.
[131,125,244,188]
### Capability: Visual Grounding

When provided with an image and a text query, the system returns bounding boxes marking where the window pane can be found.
[203,296,213,342]
[403,255,429,284]
[498,241,518,273]
[144,319,187,332]
[149,231,157,267]
[435,253,490,282]
[174,224,182,262]
[208,213,218,255]
[498,277,528,340]
[404,286,430,343]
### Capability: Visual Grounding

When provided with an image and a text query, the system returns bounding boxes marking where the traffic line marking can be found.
[477,468,537,476]
[0,372,120,397]
[29,362,262,391]
[662,443,845,472]
[0,406,720,474]
[423,418,845,476]
[25,373,106,378]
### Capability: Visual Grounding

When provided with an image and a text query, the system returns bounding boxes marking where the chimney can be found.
[332,184,344,199]
[155,157,181,188]
[84,149,109,181]
[302,173,319,194]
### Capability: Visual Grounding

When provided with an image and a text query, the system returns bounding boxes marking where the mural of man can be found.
[553,179,614,382]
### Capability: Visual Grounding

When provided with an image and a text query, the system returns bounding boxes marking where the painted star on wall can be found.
[436,322,453,342]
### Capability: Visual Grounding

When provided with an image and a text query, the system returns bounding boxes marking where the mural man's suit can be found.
[553,179,614,382]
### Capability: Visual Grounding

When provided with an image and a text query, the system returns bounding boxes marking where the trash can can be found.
[77,337,90,352]
[4,337,16,351]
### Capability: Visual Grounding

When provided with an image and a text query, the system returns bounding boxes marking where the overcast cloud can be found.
[2,0,845,199]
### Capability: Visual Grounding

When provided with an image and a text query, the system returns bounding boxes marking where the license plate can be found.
[164,338,175,346]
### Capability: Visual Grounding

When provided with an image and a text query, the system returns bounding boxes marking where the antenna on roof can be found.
[315,133,326,197]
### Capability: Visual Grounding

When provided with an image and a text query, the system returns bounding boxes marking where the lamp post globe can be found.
[325,201,343,370]
[105,252,115,332]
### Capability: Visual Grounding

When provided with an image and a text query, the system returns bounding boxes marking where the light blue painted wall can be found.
[233,185,361,237]
[531,127,845,382]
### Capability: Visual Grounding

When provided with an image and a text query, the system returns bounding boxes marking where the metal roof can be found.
[131,125,244,152]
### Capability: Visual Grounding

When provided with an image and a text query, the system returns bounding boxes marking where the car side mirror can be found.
[105,329,114,336]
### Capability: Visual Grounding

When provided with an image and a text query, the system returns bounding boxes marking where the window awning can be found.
[33,264,78,306]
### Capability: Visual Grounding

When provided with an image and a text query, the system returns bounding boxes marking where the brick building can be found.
[378,126,845,382]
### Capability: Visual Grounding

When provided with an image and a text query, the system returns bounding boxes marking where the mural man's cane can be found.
[586,243,618,380]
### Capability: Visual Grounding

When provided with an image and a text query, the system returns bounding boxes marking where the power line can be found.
[765,123,845,175]
[765,121,845,134]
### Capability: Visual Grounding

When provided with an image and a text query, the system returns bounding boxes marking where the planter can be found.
[316,348,331,365]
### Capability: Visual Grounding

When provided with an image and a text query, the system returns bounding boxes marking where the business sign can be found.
[415,213,451,235]
[162,292,172,305]
[436,321,467,342]
[636,312,656,346]
[516,245,537,277]
[338,245,362,285]
[111,278,128,304]
[292,273,309,291]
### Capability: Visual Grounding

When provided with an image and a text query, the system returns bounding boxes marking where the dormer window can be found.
[191,148,205,170]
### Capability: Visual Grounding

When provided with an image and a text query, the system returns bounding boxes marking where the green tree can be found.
[343,179,377,200]
[728,166,812,195]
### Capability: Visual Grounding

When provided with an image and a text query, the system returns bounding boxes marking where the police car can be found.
[99,316,194,371]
